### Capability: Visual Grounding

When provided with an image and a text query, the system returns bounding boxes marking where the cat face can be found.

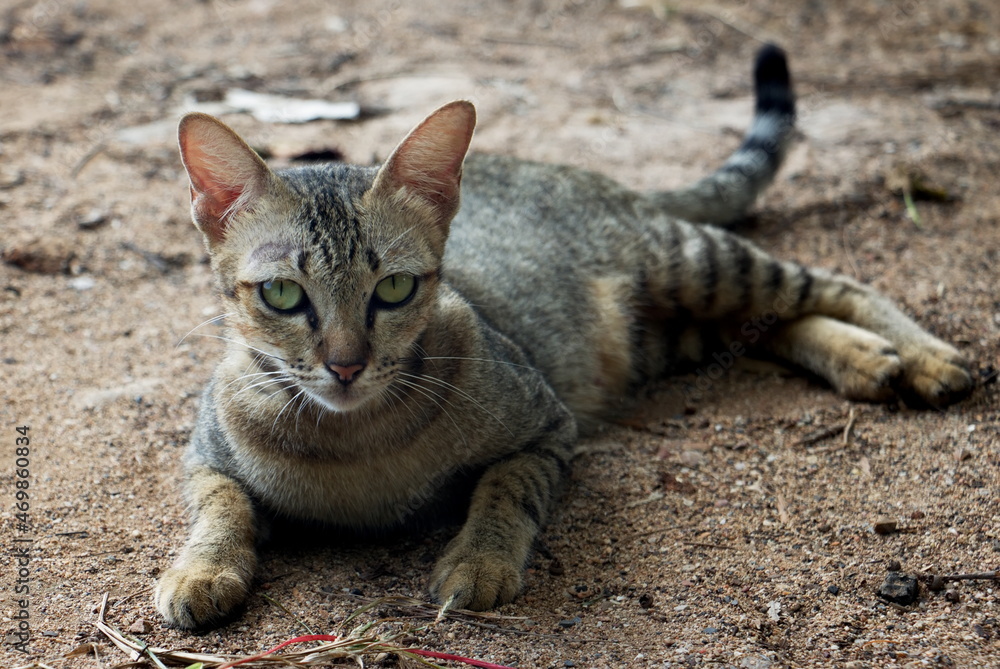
[178,103,476,413]
[221,187,443,412]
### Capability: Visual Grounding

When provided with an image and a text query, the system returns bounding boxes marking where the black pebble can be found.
[877,571,920,605]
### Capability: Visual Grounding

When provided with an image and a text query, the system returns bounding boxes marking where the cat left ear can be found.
[371,101,476,239]
[178,113,273,246]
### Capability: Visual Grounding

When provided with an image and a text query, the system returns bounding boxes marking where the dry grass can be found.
[89,592,525,668]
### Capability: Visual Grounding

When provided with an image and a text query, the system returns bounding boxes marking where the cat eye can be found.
[261,279,306,312]
[374,274,416,307]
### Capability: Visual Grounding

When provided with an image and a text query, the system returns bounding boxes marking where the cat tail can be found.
[648,43,796,225]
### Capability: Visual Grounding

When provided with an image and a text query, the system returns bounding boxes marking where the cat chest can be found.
[232,441,469,529]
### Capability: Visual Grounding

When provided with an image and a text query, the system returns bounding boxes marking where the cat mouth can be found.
[307,383,377,413]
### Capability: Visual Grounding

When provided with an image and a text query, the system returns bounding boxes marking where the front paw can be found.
[898,341,974,408]
[430,543,523,611]
[155,558,253,629]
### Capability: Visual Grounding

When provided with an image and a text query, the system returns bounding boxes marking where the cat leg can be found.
[642,221,973,407]
[155,467,258,629]
[785,270,972,407]
[758,314,903,401]
[430,420,574,610]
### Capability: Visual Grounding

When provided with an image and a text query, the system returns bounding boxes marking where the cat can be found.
[155,45,973,629]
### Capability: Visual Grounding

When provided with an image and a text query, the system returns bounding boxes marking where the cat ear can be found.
[371,100,476,234]
[178,113,272,245]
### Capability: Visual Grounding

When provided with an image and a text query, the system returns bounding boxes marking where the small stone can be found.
[638,593,654,609]
[69,276,96,291]
[558,616,581,628]
[972,623,991,640]
[740,656,773,669]
[128,619,152,634]
[77,209,109,230]
[887,560,902,572]
[877,572,920,605]
[945,589,961,603]
[704,626,718,634]
[548,558,565,576]
[564,661,577,668]
[41,631,59,638]
[873,517,898,535]
[827,585,840,595]
[910,510,926,520]
[929,575,946,592]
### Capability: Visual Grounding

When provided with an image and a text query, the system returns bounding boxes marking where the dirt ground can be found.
[2,0,999,667]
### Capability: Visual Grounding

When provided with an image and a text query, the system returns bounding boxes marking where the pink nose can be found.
[327,361,366,385]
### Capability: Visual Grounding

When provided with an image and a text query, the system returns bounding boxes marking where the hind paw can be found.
[897,341,973,408]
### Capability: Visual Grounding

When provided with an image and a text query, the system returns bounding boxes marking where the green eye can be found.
[374,274,416,306]
[261,279,305,311]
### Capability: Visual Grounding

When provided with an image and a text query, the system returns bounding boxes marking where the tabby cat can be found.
[155,46,972,628]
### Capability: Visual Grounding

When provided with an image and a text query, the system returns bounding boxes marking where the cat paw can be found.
[829,335,902,403]
[897,341,974,408]
[430,547,522,611]
[155,559,252,629]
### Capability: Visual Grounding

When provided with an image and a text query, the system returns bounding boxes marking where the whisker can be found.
[398,371,512,436]
[217,369,286,395]
[271,388,308,437]
[246,382,297,418]
[394,378,469,449]
[187,333,289,364]
[175,312,235,348]
[409,355,538,372]
[383,224,419,250]
[226,376,296,412]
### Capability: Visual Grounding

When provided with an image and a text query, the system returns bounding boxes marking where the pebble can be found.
[70,276,96,291]
[873,517,898,535]
[128,619,152,634]
[910,510,926,520]
[558,616,581,628]
[564,661,576,668]
[887,560,902,571]
[77,209,109,230]
[638,593,654,609]
[827,585,840,595]
[548,558,565,576]
[944,589,960,603]
[877,572,920,605]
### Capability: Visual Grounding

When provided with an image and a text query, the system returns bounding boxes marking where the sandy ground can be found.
[2,0,999,667]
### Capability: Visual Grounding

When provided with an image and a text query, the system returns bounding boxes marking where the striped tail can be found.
[649,44,796,225]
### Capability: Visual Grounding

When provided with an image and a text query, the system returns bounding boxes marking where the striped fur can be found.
[156,46,973,629]
[648,44,795,224]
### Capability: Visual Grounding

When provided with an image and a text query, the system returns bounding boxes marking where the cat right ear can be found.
[370,101,476,252]
[178,113,271,245]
